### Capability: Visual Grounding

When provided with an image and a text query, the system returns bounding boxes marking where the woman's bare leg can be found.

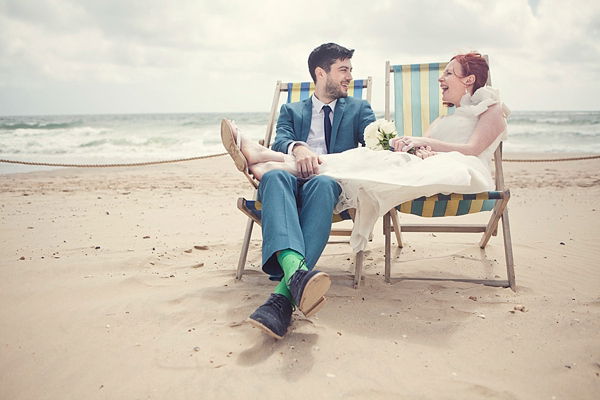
[229,121,287,166]
[250,158,301,180]
[224,119,307,180]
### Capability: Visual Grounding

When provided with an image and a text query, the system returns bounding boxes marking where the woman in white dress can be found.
[221,52,510,252]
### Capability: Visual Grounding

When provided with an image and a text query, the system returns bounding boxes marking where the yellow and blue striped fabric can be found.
[286,80,366,103]
[397,192,502,218]
[392,63,454,137]
[244,200,352,223]
[391,62,499,218]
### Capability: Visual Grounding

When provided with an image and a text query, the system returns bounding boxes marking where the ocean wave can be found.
[0,122,85,131]
[2,111,599,175]
[508,111,600,125]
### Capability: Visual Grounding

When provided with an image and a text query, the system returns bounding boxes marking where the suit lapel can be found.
[300,98,312,141]
[330,98,346,152]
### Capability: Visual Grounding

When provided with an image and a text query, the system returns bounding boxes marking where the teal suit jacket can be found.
[271,96,375,154]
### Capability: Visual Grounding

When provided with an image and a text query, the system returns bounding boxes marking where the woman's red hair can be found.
[451,52,489,94]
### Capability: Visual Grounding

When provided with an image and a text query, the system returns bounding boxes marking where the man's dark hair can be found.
[308,43,354,83]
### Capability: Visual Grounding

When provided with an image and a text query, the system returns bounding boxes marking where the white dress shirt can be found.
[287,96,337,155]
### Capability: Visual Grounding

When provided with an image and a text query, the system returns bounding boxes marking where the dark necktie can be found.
[323,105,332,154]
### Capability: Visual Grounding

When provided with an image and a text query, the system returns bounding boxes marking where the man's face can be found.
[324,58,353,99]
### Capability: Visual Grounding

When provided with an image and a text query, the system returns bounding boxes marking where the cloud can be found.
[0,0,599,115]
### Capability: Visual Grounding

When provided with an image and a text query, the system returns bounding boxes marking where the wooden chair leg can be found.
[501,208,516,291]
[354,250,363,289]
[480,189,510,248]
[384,212,392,283]
[390,208,403,248]
[235,218,254,281]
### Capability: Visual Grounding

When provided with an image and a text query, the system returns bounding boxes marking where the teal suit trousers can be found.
[258,171,341,280]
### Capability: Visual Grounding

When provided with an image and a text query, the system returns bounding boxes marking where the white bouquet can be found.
[364,119,398,151]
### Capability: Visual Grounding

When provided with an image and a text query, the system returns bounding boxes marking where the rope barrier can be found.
[0,153,228,168]
[1,153,599,168]
[500,155,600,162]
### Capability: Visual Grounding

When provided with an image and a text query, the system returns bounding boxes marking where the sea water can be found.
[1,111,599,174]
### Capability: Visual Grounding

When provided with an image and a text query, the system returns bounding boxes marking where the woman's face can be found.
[439,59,470,106]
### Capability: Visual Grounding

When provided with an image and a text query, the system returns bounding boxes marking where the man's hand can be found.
[293,145,323,178]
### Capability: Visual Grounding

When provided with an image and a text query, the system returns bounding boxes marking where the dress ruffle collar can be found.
[456,86,511,119]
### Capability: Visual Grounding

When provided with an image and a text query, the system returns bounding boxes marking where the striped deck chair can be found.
[236,78,372,289]
[383,58,515,290]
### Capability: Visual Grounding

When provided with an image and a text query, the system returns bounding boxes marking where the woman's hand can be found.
[391,136,431,152]
[414,146,437,159]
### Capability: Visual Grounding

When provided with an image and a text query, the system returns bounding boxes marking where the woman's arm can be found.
[391,104,505,156]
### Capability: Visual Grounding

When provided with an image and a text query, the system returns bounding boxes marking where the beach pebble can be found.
[478,314,486,319]
[143,236,150,239]
[184,249,193,253]
[194,245,209,250]
[514,305,526,312]
[193,346,200,352]
[326,373,336,378]
[19,256,25,260]
[192,263,204,268]
[469,296,477,301]
[402,334,408,339]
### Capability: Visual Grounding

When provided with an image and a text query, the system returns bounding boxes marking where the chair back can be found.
[385,56,491,137]
[385,62,452,137]
[384,56,504,190]
[263,78,372,148]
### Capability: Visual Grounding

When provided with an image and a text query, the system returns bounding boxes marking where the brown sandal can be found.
[220,119,259,188]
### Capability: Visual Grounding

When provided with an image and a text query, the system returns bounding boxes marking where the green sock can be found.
[273,280,293,303]
[277,249,308,284]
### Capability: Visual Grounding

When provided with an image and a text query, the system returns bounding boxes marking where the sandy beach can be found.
[1,153,599,399]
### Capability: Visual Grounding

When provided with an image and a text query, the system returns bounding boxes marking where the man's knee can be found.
[302,175,341,204]
[259,170,297,200]
[306,175,341,195]
[261,170,295,185]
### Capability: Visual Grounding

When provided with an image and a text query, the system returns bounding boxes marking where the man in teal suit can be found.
[248,43,375,339]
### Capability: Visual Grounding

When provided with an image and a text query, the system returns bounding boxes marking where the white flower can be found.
[379,120,397,135]
[364,125,383,150]
[364,119,397,151]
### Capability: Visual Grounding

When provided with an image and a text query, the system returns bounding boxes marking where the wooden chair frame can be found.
[383,59,516,290]
[235,78,373,288]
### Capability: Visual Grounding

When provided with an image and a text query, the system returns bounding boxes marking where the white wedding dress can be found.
[319,86,511,252]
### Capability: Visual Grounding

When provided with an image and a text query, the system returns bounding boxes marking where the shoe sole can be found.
[246,317,284,340]
[303,296,326,318]
[220,119,247,173]
[220,119,258,188]
[297,272,331,317]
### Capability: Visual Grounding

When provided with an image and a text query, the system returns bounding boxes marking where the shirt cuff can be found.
[287,141,308,155]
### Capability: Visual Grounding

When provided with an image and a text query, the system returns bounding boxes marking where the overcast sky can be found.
[1,0,599,116]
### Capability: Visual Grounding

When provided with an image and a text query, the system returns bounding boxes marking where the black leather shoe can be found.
[288,269,331,318]
[247,293,293,340]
